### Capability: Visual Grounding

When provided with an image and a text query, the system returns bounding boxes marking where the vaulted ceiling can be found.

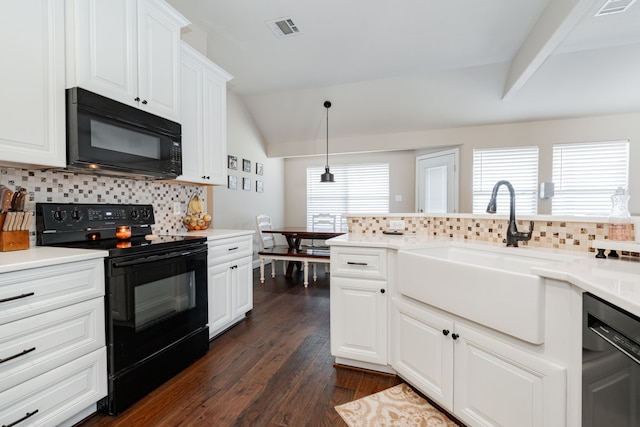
[167,0,640,156]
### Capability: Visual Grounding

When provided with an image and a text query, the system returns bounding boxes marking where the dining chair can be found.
[309,213,336,274]
[256,214,317,287]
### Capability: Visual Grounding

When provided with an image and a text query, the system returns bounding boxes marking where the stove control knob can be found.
[53,210,64,222]
[71,210,81,221]
[141,209,151,219]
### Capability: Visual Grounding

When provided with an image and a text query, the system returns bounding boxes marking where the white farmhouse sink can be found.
[397,243,578,344]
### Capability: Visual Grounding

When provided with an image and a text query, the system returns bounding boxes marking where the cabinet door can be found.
[208,263,232,338]
[453,324,566,427]
[137,0,186,121]
[177,42,232,185]
[178,45,205,183]
[391,297,454,409]
[232,257,253,319]
[202,66,230,185]
[0,0,66,168]
[66,0,138,107]
[330,277,387,365]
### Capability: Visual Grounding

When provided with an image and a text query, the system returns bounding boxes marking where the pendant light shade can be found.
[320,100,335,182]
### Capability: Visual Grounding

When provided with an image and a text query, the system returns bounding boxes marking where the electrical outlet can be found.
[173,202,181,215]
[390,220,405,230]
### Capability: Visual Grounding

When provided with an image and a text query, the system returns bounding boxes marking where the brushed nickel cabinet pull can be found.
[0,347,36,364]
[0,292,35,304]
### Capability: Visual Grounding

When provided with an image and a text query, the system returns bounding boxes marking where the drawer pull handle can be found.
[0,347,36,364]
[0,292,35,304]
[2,409,39,427]
[347,261,368,266]
[228,247,239,251]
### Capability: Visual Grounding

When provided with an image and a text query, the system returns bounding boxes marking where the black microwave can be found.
[66,87,182,180]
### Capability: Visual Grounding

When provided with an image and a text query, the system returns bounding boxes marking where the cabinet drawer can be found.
[331,247,387,280]
[0,298,105,392]
[208,236,252,265]
[0,347,107,427]
[0,259,104,325]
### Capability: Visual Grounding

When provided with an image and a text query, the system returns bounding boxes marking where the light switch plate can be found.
[173,202,181,215]
[390,220,405,230]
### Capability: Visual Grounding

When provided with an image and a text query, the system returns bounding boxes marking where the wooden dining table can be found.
[261,226,345,276]
[261,226,345,250]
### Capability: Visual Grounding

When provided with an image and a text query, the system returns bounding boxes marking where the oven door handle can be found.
[113,250,202,268]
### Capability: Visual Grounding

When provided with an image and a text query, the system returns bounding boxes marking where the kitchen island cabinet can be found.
[178,42,233,185]
[0,1,66,169]
[327,234,591,426]
[65,0,189,121]
[330,246,392,373]
[392,295,567,427]
[0,249,108,427]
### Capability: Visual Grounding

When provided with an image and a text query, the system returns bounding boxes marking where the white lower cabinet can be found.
[207,235,253,338]
[331,277,388,365]
[392,297,567,427]
[0,257,107,427]
[0,348,107,427]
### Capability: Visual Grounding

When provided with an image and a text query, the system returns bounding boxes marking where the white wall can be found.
[210,91,285,248]
[281,112,640,217]
[284,151,416,226]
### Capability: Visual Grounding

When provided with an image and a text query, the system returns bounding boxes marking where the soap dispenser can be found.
[608,187,632,241]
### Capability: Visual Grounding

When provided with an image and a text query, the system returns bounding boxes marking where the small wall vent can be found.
[266,17,301,38]
[594,0,637,16]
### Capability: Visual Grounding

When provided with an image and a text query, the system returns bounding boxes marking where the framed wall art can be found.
[242,177,251,191]
[256,180,263,193]
[228,175,237,190]
[243,159,251,173]
[228,155,237,170]
[256,162,263,176]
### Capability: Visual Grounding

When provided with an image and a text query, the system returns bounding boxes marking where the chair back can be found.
[312,213,336,232]
[256,214,276,250]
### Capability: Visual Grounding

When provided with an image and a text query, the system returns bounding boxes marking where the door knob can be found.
[451,333,459,340]
[442,329,450,336]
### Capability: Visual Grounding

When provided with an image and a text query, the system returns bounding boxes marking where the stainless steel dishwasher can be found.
[582,292,640,427]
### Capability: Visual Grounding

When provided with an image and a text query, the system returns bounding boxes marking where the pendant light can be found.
[320,100,335,182]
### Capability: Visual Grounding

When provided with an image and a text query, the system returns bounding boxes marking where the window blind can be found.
[306,163,389,228]
[472,147,539,215]
[552,140,629,216]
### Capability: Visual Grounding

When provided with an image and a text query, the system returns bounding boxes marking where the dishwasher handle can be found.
[588,314,640,366]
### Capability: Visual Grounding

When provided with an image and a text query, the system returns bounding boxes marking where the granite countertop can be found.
[0,247,108,274]
[327,233,640,317]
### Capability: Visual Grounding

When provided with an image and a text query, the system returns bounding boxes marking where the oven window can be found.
[134,270,196,331]
[91,119,162,159]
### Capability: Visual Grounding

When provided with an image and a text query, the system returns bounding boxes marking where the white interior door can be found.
[416,149,459,213]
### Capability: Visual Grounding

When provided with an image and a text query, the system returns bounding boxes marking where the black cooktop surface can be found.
[48,234,207,257]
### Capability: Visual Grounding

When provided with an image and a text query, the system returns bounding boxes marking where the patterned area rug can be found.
[335,383,459,427]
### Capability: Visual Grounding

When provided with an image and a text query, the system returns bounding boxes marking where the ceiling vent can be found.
[266,17,301,38]
[594,0,637,16]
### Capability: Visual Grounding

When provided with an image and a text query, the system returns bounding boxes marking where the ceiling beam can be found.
[502,0,600,101]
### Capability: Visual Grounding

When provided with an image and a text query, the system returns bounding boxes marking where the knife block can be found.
[0,214,30,251]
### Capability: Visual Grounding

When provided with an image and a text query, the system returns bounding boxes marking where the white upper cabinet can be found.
[66,0,189,121]
[178,42,232,185]
[0,1,66,168]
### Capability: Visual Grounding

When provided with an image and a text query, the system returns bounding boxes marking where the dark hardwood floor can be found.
[77,264,401,427]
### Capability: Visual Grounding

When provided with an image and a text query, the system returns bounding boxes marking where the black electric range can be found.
[35,202,209,415]
[35,202,206,253]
